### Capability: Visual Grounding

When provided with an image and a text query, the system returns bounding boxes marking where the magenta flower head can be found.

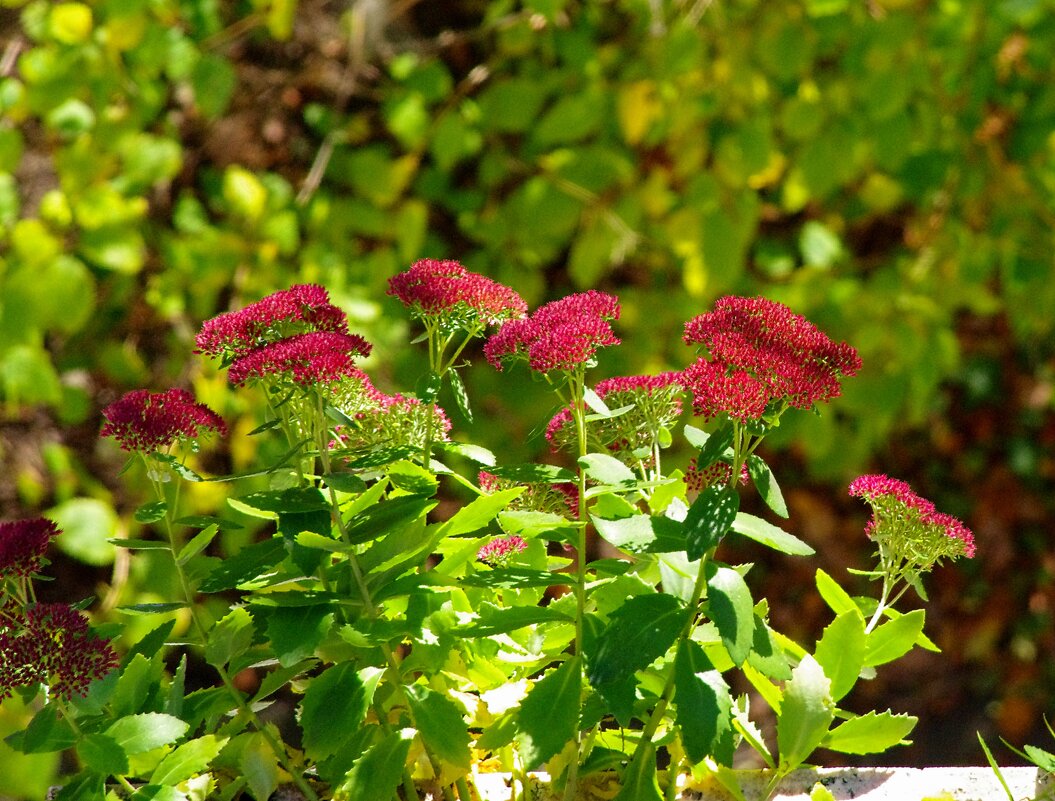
[849,474,976,565]
[546,372,683,457]
[101,389,227,453]
[196,284,349,360]
[0,602,118,701]
[227,332,372,387]
[387,259,528,331]
[0,518,59,579]
[484,291,621,373]
[330,391,452,452]
[682,296,861,422]
[477,535,528,567]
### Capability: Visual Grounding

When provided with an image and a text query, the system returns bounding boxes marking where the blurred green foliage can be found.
[1,0,1054,784]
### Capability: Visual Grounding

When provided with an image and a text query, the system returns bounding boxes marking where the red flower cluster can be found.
[485,291,621,373]
[683,458,749,494]
[101,389,227,452]
[0,602,118,700]
[196,284,349,359]
[0,518,58,579]
[849,474,976,560]
[387,259,527,327]
[227,332,372,387]
[477,535,528,566]
[682,296,861,422]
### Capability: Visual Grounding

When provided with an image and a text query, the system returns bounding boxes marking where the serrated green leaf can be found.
[674,639,734,763]
[111,652,161,718]
[407,686,471,772]
[731,513,813,555]
[707,565,754,666]
[579,452,636,485]
[301,662,369,762]
[177,524,219,565]
[747,456,788,518]
[613,740,664,801]
[344,496,436,545]
[197,538,286,593]
[864,609,925,667]
[587,593,686,686]
[267,605,334,667]
[457,604,573,636]
[150,735,228,785]
[822,710,917,755]
[106,713,188,755]
[485,464,577,483]
[336,729,413,800]
[776,654,834,771]
[439,487,523,538]
[204,607,255,668]
[240,731,279,801]
[685,484,739,560]
[814,611,866,702]
[19,705,76,753]
[117,602,189,615]
[322,472,368,494]
[77,733,128,780]
[235,487,328,514]
[516,656,582,770]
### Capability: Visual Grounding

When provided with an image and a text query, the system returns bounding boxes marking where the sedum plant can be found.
[1,263,974,801]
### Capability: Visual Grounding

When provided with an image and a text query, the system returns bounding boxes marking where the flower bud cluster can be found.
[478,471,579,518]
[476,536,529,566]
[101,388,227,453]
[0,518,59,578]
[387,259,528,330]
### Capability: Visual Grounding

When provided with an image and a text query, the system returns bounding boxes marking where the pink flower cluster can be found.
[682,296,861,422]
[477,535,528,566]
[329,372,452,452]
[387,259,528,327]
[485,291,621,373]
[101,388,227,452]
[478,472,579,518]
[0,518,58,579]
[227,332,372,387]
[196,284,349,359]
[545,372,683,453]
[0,602,118,700]
[849,474,976,559]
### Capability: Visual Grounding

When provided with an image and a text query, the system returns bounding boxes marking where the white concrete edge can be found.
[471,766,1054,801]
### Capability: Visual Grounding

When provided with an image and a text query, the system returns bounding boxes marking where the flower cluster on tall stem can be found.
[849,474,975,631]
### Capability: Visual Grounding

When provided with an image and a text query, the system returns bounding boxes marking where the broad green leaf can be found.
[814,569,857,616]
[459,567,570,590]
[731,513,813,556]
[336,728,414,801]
[613,740,664,801]
[151,735,228,785]
[177,524,219,565]
[134,501,168,524]
[685,484,740,560]
[674,640,734,763]
[747,456,789,518]
[387,459,439,495]
[814,611,866,702]
[516,656,582,770]
[235,487,328,514]
[776,654,834,771]
[18,705,76,753]
[106,713,188,755]
[240,731,279,801]
[322,472,367,494]
[407,686,471,772]
[123,620,175,668]
[204,607,255,668]
[439,487,523,538]
[706,566,754,666]
[118,603,188,615]
[111,652,161,717]
[47,497,118,566]
[436,441,496,466]
[476,711,518,751]
[695,424,733,469]
[823,710,917,755]
[252,659,315,704]
[592,512,684,553]
[485,464,576,483]
[579,452,636,485]
[344,497,437,545]
[864,609,925,667]
[300,662,369,762]
[266,604,334,667]
[587,593,686,687]
[197,538,286,593]
[448,368,473,423]
[457,604,572,636]
[748,617,792,681]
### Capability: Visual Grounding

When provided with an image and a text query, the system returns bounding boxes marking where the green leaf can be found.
[814,569,857,616]
[448,368,473,423]
[118,602,188,615]
[47,497,118,566]
[685,484,740,560]
[240,731,279,801]
[613,740,664,801]
[731,513,813,556]
[387,459,439,496]
[776,654,835,771]
[587,593,686,686]
[19,705,76,753]
[108,539,171,551]
[695,424,733,469]
[344,497,437,546]
[579,452,636,485]
[516,656,582,770]
[150,735,228,785]
[124,620,176,668]
[407,686,471,772]
[674,640,734,763]
[204,607,255,668]
[177,524,219,565]
[106,713,188,755]
[134,501,168,524]
[337,729,414,800]
[459,567,570,590]
[485,463,576,483]
[822,710,917,755]
[235,487,328,514]
[814,611,866,702]
[592,512,684,554]
[864,609,925,667]
[322,472,367,494]
[439,487,523,538]
[457,604,573,636]
[746,456,789,518]
[191,53,236,120]
[706,565,755,666]
[197,538,286,593]
[436,441,496,466]
[266,605,334,667]
[748,617,792,681]
[300,662,370,762]
[111,652,161,717]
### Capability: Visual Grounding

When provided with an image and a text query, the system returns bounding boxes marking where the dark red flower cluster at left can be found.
[485,291,621,373]
[0,518,58,578]
[0,601,118,700]
[682,296,861,422]
[101,388,227,452]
